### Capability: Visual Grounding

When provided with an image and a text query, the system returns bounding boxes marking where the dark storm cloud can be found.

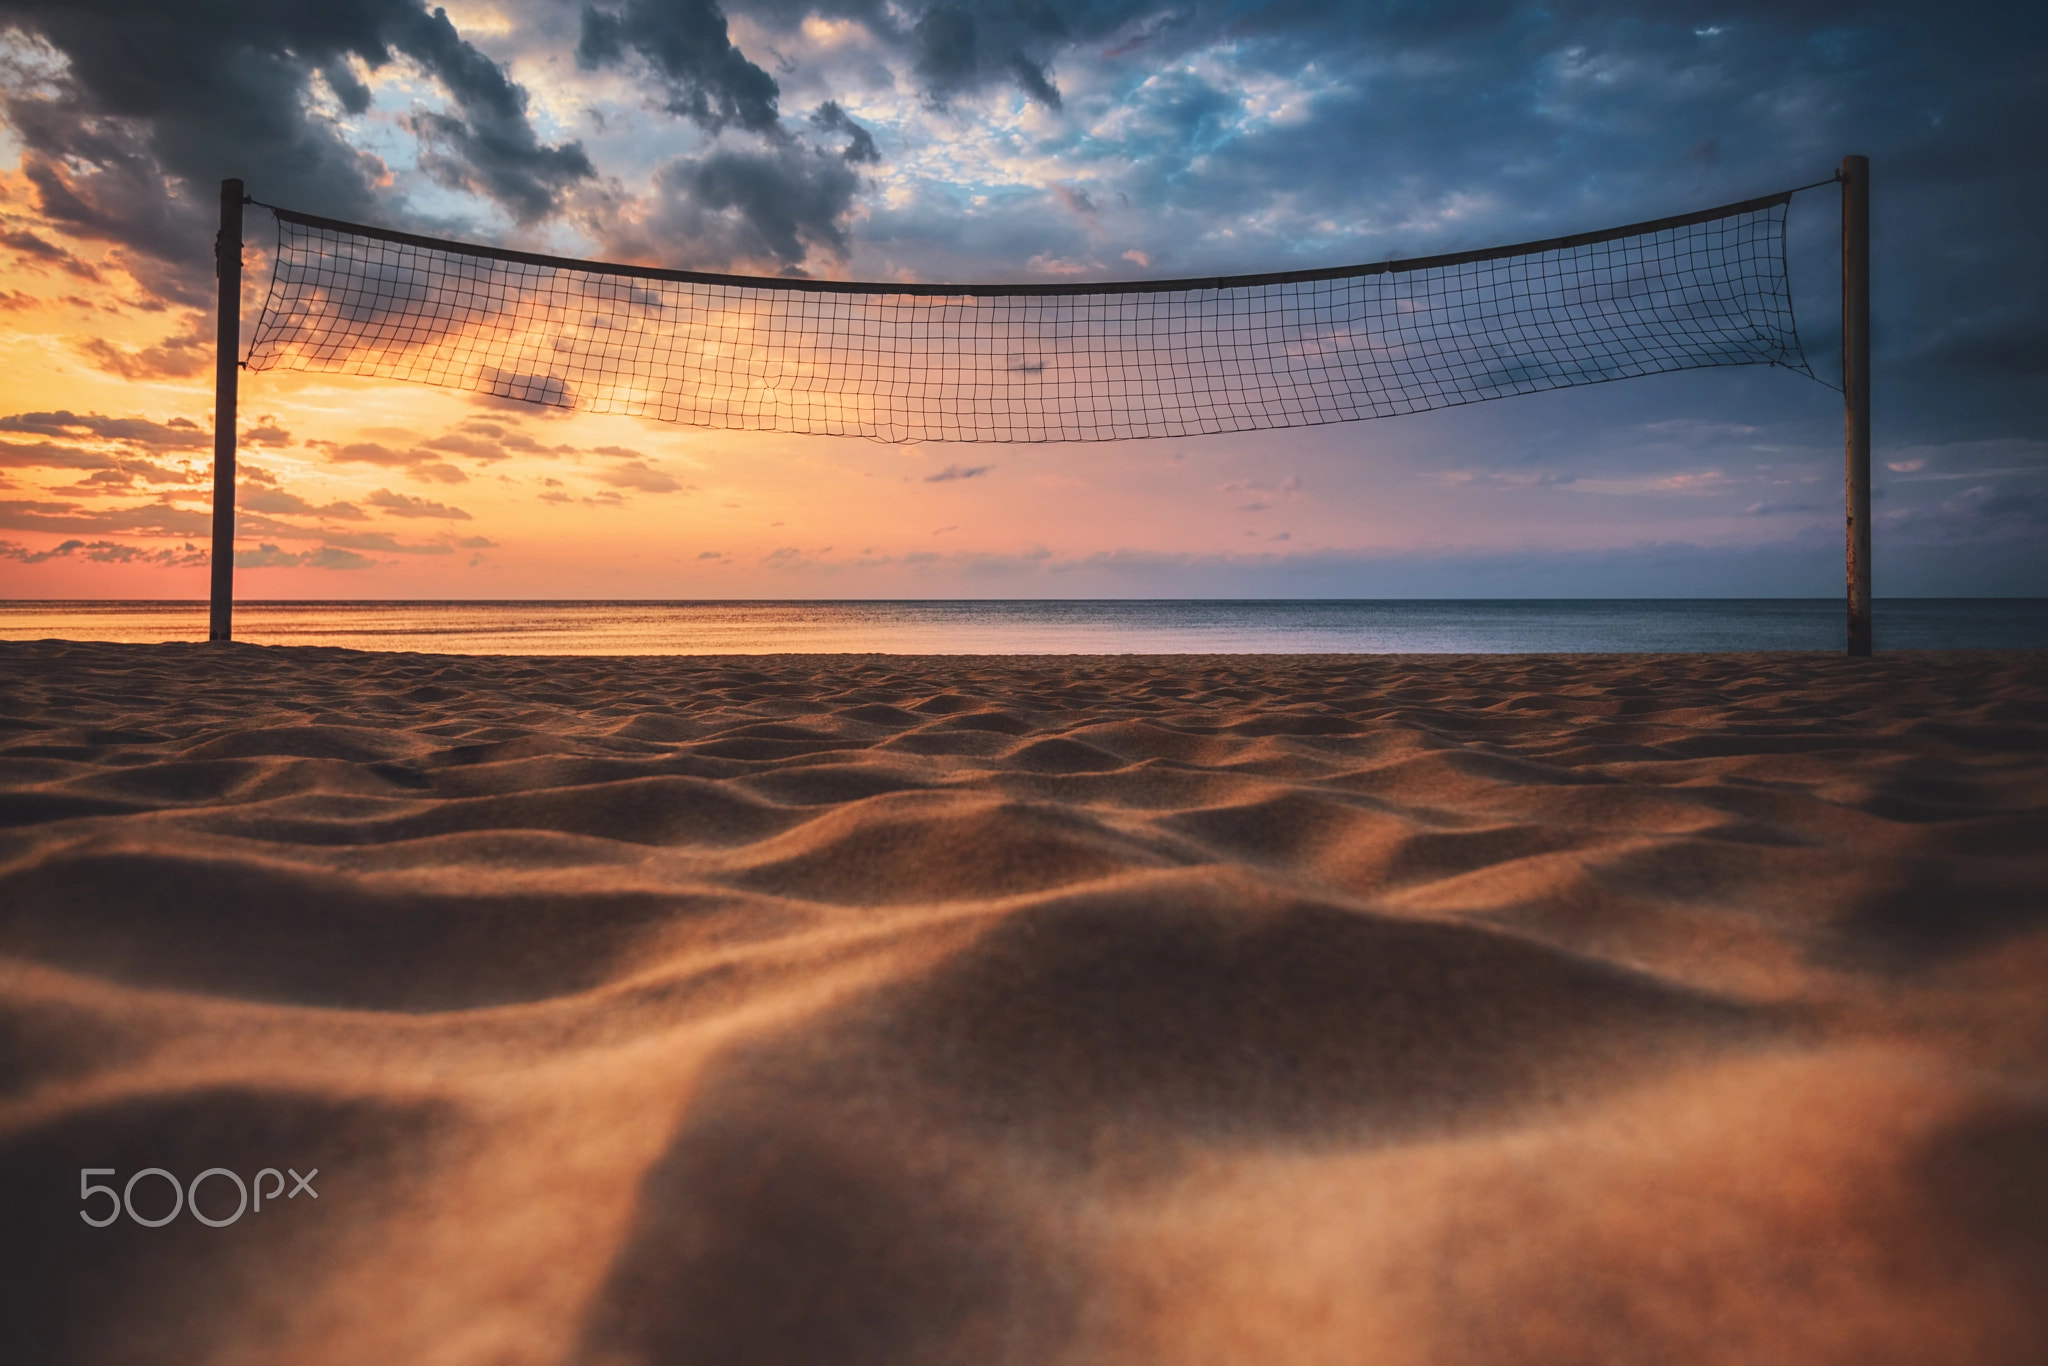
[636,142,864,269]
[565,3,879,270]
[0,0,591,301]
[810,102,878,163]
[909,1,1071,107]
[742,0,1161,107]
[0,227,102,279]
[399,6,595,221]
[577,0,781,133]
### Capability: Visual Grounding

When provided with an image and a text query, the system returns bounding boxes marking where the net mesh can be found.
[244,193,1812,444]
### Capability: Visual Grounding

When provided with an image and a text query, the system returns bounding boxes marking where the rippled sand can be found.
[2,641,2044,1364]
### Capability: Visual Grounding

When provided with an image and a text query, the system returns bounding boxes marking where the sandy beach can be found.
[1,639,2044,1364]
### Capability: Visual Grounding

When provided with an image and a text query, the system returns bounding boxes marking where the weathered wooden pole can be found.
[1842,154,1871,657]
[208,178,243,643]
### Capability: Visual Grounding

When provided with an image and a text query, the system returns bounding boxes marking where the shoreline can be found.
[7,598,2046,656]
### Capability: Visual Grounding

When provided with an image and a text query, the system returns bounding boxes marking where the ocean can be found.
[3,599,2045,655]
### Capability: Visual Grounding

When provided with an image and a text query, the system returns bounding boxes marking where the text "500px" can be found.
[80,1167,319,1228]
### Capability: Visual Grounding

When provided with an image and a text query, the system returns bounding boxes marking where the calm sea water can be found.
[3,599,2044,655]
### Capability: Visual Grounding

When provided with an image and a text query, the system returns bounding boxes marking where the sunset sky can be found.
[0,0,2041,600]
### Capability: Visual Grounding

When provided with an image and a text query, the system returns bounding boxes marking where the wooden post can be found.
[208,179,243,642]
[1842,155,1871,656]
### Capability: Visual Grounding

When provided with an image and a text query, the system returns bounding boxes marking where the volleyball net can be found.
[243,188,1819,445]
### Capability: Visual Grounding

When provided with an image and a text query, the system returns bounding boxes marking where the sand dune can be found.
[1,640,2044,1364]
